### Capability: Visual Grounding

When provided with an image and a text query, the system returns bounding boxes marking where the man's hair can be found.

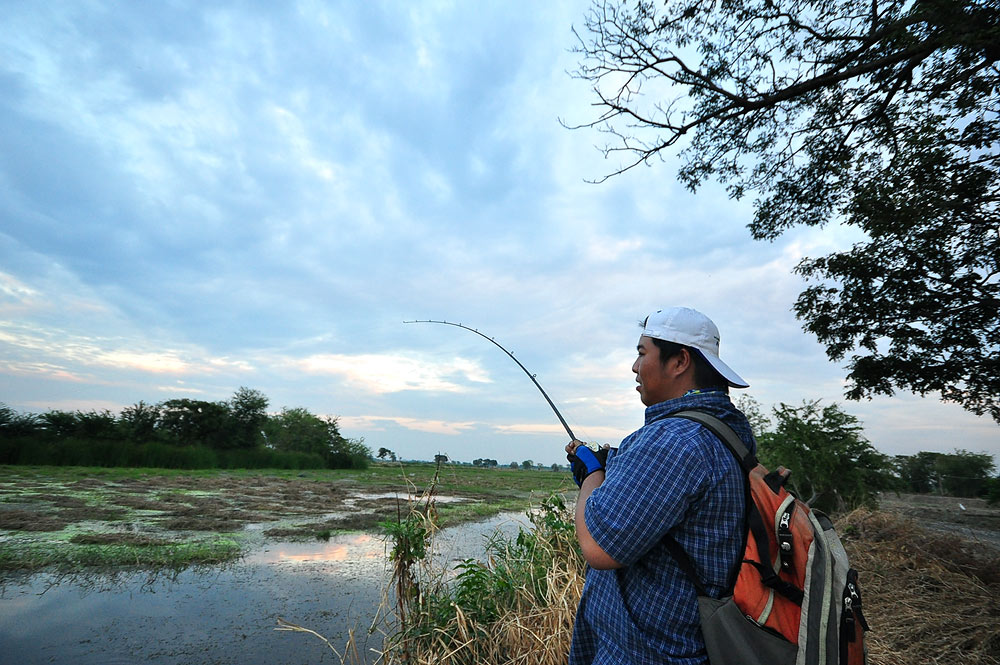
[641,317,728,392]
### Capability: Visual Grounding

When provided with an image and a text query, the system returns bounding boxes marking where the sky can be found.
[1,1,996,468]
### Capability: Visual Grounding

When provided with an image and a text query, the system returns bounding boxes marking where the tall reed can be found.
[282,483,1000,665]
[379,488,584,665]
[279,465,583,664]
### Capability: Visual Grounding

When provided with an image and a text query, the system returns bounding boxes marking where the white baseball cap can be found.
[641,307,749,388]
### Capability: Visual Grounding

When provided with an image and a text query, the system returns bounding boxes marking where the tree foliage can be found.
[264,407,370,469]
[159,399,232,449]
[987,476,1000,505]
[756,400,895,512]
[895,448,997,496]
[0,404,39,437]
[572,0,1000,421]
[324,416,371,469]
[893,450,942,493]
[229,386,269,449]
[933,448,996,496]
[119,401,159,442]
[264,407,330,457]
[0,388,371,470]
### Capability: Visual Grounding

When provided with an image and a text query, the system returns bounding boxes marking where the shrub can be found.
[381,490,584,664]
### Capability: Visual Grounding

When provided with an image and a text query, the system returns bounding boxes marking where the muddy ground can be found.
[877,491,1000,549]
[2,465,997,573]
[1,473,397,542]
[0,465,569,574]
[0,466,544,665]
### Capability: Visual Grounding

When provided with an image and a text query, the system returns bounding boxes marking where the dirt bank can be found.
[878,492,1000,550]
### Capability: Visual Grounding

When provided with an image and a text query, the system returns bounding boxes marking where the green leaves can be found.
[894,449,997,497]
[756,400,895,513]
[574,0,999,422]
[264,408,371,468]
[792,120,999,419]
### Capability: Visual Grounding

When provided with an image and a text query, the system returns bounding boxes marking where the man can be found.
[566,307,755,664]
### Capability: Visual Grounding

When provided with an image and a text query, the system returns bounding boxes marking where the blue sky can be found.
[1,1,996,467]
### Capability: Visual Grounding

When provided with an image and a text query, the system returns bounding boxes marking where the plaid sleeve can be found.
[584,419,711,567]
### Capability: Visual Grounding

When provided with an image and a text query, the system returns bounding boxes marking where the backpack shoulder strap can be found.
[663,410,756,595]
[671,409,758,472]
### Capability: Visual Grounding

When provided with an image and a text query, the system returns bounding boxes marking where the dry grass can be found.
[368,506,1000,665]
[276,490,1000,665]
[369,491,584,665]
[838,508,1000,665]
[68,532,173,546]
[468,555,583,665]
[0,509,69,531]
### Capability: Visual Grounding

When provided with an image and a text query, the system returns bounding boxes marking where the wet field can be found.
[1,511,530,664]
[0,466,560,664]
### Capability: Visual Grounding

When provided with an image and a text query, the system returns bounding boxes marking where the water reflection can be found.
[248,534,382,564]
[0,511,531,665]
[348,492,469,504]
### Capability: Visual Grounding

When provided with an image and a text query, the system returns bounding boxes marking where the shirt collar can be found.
[644,389,731,425]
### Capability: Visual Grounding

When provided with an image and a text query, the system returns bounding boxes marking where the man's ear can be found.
[670,347,694,377]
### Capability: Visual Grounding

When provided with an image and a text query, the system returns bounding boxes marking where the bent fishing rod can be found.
[403,319,576,442]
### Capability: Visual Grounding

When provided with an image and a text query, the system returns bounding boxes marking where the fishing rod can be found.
[403,319,576,441]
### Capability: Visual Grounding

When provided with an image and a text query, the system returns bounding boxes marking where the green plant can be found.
[0,537,241,572]
[986,477,1000,506]
[757,400,895,512]
[379,489,584,664]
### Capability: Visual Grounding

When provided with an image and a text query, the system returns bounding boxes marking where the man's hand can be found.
[564,440,622,569]
[566,441,608,488]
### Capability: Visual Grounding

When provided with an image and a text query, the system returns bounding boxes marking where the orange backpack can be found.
[668,411,870,665]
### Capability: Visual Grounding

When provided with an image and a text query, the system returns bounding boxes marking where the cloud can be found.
[154,383,206,393]
[492,421,627,440]
[582,236,645,263]
[19,398,123,413]
[0,271,39,305]
[0,319,250,381]
[0,361,86,383]
[0,1,995,468]
[296,352,491,394]
[337,414,477,436]
[92,350,191,374]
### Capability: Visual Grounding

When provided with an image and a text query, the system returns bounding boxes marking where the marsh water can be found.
[0,511,531,665]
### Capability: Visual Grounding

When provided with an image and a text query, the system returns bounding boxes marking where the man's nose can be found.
[632,358,639,373]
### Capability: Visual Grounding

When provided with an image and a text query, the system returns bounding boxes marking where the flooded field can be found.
[1,511,531,664]
[0,465,557,664]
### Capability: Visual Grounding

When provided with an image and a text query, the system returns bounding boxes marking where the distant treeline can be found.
[735,398,999,511]
[893,450,998,499]
[0,387,371,471]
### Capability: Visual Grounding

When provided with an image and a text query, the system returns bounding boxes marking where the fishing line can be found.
[403,319,576,441]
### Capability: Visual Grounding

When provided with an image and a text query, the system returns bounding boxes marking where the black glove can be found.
[567,445,608,488]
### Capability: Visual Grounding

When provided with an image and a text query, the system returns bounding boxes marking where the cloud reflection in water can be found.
[247,533,383,565]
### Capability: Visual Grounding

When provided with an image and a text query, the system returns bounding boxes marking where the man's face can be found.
[632,336,679,406]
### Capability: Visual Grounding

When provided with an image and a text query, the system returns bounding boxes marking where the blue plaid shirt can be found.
[569,391,755,665]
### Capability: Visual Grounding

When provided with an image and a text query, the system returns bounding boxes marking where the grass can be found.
[321,494,1000,665]
[0,462,573,575]
[279,488,585,664]
[0,537,241,572]
[360,479,584,665]
[838,508,1000,665]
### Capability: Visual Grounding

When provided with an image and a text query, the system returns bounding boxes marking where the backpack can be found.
[665,410,870,665]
